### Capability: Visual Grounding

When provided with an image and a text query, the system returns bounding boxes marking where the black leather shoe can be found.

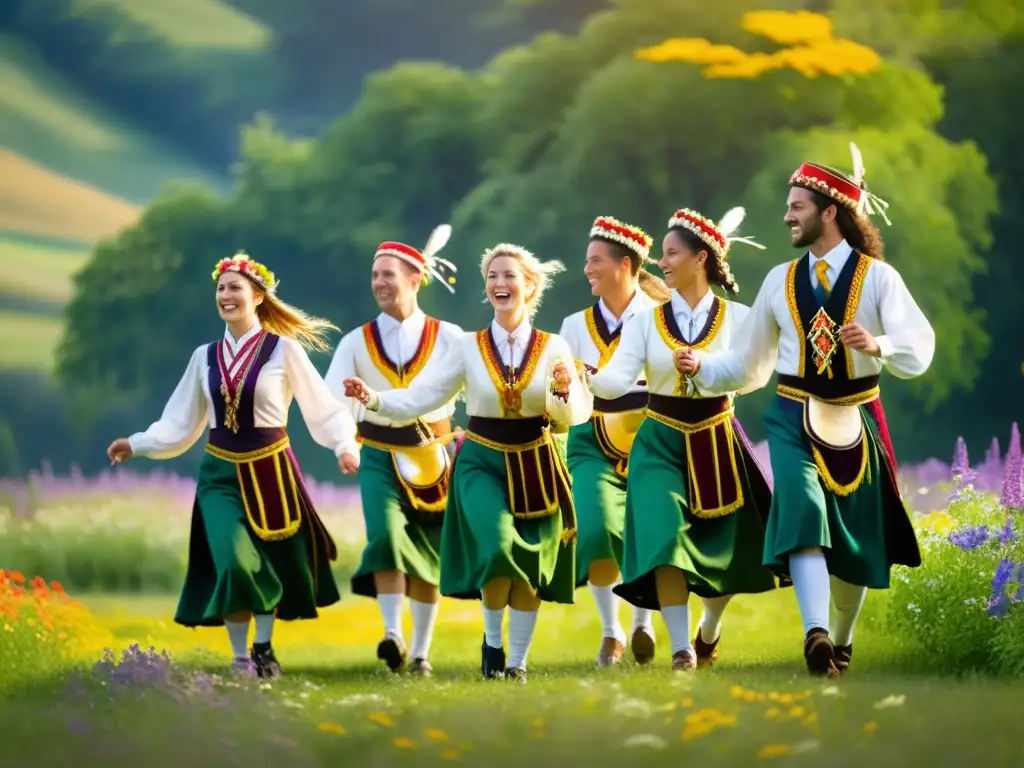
[803,627,838,677]
[833,644,853,674]
[377,633,407,672]
[250,642,282,679]
[481,635,505,679]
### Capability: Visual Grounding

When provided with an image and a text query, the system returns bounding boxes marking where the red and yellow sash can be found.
[476,328,549,417]
[362,317,440,389]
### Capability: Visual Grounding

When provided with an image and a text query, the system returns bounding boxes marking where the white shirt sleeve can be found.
[872,264,936,379]
[545,334,593,427]
[324,331,361,421]
[281,338,360,457]
[374,342,467,422]
[693,276,780,396]
[589,312,647,399]
[128,346,210,459]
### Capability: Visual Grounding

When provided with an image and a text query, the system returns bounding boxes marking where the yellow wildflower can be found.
[765,708,779,719]
[317,723,346,735]
[440,750,461,760]
[425,728,449,742]
[393,737,416,749]
[758,744,791,758]
[369,712,394,727]
[788,706,806,719]
[742,10,834,46]
[863,720,878,733]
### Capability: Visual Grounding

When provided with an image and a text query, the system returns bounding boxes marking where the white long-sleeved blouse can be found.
[691,241,936,395]
[366,319,592,428]
[128,321,360,460]
[589,289,750,401]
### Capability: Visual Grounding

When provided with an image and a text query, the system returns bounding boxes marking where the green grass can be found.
[0,310,62,372]
[72,0,272,50]
[2,589,1006,766]
[0,234,90,305]
[0,33,225,204]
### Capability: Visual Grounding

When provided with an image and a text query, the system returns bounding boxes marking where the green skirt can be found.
[350,444,443,597]
[439,437,577,604]
[762,395,921,588]
[566,420,626,586]
[174,451,340,627]
[613,417,779,609]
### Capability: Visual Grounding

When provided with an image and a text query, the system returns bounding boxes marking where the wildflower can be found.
[1001,424,1023,510]
[951,436,970,478]
[369,712,394,727]
[623,734,668,750]
[393,737,416,749]
[758,744,790,758]
[440,749,461,760]
[987,558,1024,617]
[821,686,840,696]
[998,514,1019,546]
[948,525,991,550]
[317,722,347,736]
[873,695,906,709]
[863,720,878,733]
[425,728,449,742]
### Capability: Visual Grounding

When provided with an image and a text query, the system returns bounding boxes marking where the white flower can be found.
[623,734,667,750]
[612,697,654,719]
[821,686,841,696]
[873,694,906,709]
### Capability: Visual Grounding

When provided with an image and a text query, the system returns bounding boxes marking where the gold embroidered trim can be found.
[363,317,440,389]
[810,439,869,496]
[585,306,619,367]
[205,436,290,463]
[776,384,879,406]
[475,329,549,417]
[784,259,804,378]
[843,254,871,376]
[645,407,734,435]
[653,301,726,396]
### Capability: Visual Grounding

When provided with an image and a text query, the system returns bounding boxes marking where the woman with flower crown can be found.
[586,207,783,673]
[344,244,591,682]
[557,215,670,667]
[106,253,360,679]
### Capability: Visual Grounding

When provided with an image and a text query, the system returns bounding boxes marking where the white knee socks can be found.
[377,592,404,641]
[253,613,275,645]
[661,604,693,655]
[830,576,868,646]
[506,607,539,669]
[589,582,626,643]
[698,595,732,643]
[789,552,831,634]
[409,599,439,660]
[482,606,504,649]
[225,618,250,658]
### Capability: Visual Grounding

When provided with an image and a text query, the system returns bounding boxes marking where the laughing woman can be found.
[106,253,360,679]
[587,208,781,672]
[558,216,670,667]
[344,244,591,682]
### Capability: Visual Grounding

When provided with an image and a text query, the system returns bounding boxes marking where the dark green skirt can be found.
[613,418,779,609]
[439,438,576,604]
[762,395,921,588]
[350,444,443,597]
[566,420,626,587]
[174,451,340,627]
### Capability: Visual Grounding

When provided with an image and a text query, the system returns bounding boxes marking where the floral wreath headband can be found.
[589,215,653,262]
[789,142,892,225]
[212,252,278,293]
[373,224,457,294]
[667,206,765,260]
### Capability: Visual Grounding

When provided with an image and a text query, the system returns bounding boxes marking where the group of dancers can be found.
[107,145,935,682]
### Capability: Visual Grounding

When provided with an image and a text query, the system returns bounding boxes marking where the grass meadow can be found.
[1,441,1023,766]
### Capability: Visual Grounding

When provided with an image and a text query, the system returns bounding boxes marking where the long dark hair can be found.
[807,189,885,261]
[591,236,672,303]
[668,227,740,294]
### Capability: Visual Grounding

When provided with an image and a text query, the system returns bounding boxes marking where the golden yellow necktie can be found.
[814,259,832,297]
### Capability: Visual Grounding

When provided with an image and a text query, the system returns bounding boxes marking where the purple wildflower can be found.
[1001,423,1023,510]
[948,524,991,550]
[987,558,1024,618]
[985,436,1001,464]
[92,644,176,693]
[999,513,1020,546]
[951,436,970,477]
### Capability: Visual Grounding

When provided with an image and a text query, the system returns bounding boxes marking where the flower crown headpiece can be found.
[374,224,457,293]
[212,252,278,293]
[589,215,653,262]
[667,207,765,260]
[789,142,891,225]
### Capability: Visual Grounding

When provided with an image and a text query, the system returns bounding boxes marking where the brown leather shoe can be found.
[803,628,838,677]
[597,637,625,666]
[833,644,852,674]
[407,657,433,677]
[693,628,720,669]
[671,649,697,672]
[630,627,655,665]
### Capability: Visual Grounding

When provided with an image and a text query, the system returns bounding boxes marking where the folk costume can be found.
[325,236,462,675]
[588,208,779,671]
[128,253,357,677]
[690,145,934,675]
[558,216,659,665]
[361,305,591,680]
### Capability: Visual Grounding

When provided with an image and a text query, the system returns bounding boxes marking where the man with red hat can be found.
[675,145,935,677]
[326,228,462,676]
